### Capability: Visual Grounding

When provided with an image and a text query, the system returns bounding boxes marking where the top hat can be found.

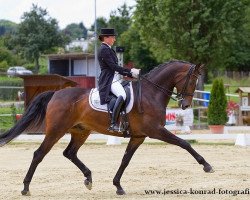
[98,28,116,40]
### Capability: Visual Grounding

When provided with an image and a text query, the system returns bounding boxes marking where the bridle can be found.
[141,64,197,101]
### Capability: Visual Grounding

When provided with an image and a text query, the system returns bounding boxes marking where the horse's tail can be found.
[0,91,55,147]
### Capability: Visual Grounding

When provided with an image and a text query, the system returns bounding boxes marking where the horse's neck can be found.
[142,68,176,108]
[147,66,176,95]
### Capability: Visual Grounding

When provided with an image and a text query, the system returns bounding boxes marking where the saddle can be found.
[89,81,134,113]
[89,81,134,137]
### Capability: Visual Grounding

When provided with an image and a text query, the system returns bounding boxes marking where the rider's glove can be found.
[131,68,141,79]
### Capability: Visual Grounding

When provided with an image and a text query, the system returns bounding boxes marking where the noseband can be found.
[141,64,197,101]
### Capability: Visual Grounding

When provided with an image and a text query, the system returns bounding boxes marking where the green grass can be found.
[0,114,15,132]
[206,76,250,91]
[204,76,247,103]
[0,106,24,132]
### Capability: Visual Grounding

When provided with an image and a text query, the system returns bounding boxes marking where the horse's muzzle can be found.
[180,99,190,110]
[182,104,189,110]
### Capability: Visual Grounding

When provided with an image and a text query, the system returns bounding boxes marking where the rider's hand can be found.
[131,68,141,78]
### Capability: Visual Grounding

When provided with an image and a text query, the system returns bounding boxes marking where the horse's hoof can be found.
[203,165,214,173]
[0,141,6,147]
[84,179,92,190]
[116,189,126,195]
[21,190,31,196]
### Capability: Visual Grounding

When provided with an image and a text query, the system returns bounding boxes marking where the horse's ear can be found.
[195,63,205,75]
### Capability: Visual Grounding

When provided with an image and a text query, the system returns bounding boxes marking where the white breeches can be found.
[111,74,126,101]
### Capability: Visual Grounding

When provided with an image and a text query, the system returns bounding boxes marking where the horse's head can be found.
[175,63,204,110]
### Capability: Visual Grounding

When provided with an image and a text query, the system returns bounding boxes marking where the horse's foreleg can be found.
[151,127,214,173]
[22,134,63,196]
[63,129,92,190]
[113,136,145,195]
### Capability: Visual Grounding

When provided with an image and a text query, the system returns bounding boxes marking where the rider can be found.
[97,28,140,132]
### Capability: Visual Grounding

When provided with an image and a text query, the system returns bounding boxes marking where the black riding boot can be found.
[108,96,124,132]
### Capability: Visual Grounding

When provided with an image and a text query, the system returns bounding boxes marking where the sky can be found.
[0,0,136,29]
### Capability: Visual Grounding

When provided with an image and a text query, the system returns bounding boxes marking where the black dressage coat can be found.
[97,43,132,105]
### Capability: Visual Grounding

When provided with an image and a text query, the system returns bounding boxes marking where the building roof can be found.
[236,87,250,93]
[19,74,77,87]
[47,52,94,60]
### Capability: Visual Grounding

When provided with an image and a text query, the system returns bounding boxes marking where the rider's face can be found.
[104,36,116,46]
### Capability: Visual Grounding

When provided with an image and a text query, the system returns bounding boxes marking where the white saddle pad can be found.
[89,82,134,113]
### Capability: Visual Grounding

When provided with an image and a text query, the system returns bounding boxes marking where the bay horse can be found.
[0,60,214,196]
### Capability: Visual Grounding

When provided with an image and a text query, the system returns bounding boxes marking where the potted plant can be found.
[207,79,228,133]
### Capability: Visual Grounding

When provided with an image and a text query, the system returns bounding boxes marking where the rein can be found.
[141,64,196,101]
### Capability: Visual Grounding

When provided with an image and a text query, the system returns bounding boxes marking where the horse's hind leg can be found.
[22,133,63,196]
[63,128,92,190]
[151,127,214,173]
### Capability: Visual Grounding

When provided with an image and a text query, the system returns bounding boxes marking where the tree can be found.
[0,47,24,71]
[90,4,133,41]
[107,3,158,71]
[134,0,250,83]
[89,17,108,35]
[120,25,159,72]
[0,20,17,36]
[0,21,25,71]
[89,5,136,61]
[63,22,87,40]
[11,4,65,73]
[225,2,250,71]
[108,3,133,43]
[79,22,88,38]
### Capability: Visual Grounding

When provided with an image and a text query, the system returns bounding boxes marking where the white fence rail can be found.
[0,114,13,117]
[192,90,239,103]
